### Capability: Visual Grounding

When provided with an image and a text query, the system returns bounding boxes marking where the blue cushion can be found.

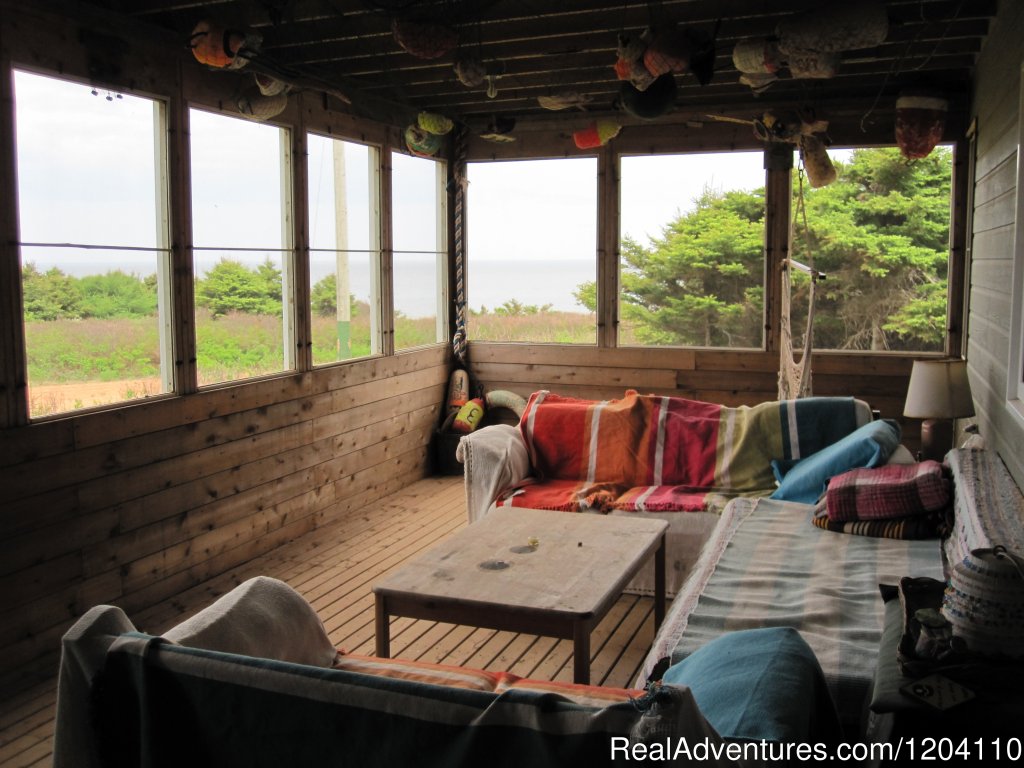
[661,627,839,743]
[769,419,901,504]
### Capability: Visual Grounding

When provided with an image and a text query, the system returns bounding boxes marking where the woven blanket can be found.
[639,498,943,735]
[509,390,861,512]
[811,502,947,539]
[825,461,950,522]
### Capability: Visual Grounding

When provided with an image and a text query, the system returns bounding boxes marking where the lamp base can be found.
[919,418,953,463]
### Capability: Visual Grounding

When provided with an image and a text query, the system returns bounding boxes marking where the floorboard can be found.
[0,475,656,766]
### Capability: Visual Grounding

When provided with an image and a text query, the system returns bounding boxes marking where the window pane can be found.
[467,158,597,344]
[308,134,379,364]
[14,70,171,418]
[190,109,291,384]
[392,152,446,350]
[619,152,765,348]
[789,146,952,352]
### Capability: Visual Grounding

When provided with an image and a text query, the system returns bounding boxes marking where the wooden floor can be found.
[0,475,657,767]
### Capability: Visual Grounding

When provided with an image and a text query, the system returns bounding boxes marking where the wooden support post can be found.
[946,135,972,359]
[597,145,619,348]
[378,132,395,357]
[291,123,312,372]
[167,60,198,395]
[763,144,793,355]
[0,26,28,427]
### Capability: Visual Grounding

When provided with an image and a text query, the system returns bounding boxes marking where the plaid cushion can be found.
[825,460,950,522]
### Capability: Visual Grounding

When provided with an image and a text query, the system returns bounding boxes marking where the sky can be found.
[14,69,771,270]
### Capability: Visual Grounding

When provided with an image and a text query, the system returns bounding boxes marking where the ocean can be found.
[21,250,595,319]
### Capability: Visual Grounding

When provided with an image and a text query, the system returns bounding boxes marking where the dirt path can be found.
[29,378,162,416]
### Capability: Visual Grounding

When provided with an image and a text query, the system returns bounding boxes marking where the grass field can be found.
[24,309,596,417]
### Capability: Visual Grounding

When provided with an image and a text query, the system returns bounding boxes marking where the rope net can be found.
[778,171,816,400]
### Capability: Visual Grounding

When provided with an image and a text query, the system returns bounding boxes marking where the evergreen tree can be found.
[22,263,83,321]
[791,147,951,351]
[78,270,158,318]
[195,258,283,317]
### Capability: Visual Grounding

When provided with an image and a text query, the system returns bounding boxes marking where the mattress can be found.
[639,497,944,735]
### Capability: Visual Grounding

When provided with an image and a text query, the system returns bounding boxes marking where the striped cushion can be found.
[332,653,508,692]
[334,653,643,708]
[495,677,642,708]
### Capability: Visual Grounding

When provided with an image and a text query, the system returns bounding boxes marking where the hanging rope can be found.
[778,170,819,400]
[451,123,469,367]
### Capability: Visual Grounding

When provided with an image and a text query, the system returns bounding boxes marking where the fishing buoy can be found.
[452,398,485,433]
[404,124,443,157]
[484,389,527,419]
[447,369,469,412]
[190,19,259,70]
[573,120,622,149]
[799,134,837,188]
[895,91,948,160]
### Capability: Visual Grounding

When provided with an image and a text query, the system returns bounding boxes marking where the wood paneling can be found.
[967,0,1024,487]
[0,346,448,688]
[468,341,915,411]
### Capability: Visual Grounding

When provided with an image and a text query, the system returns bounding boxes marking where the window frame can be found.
[616,149,768,351]
[187,105,297,388]
[390,149,449,352]
[1006,60,1024,423]
[306,130,384,365]
[464,155,600,346]
[12,68,176,419]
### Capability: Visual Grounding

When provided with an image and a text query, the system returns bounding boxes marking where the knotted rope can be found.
[451,123,469,366]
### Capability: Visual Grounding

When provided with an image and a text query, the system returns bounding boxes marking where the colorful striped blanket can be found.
[502,390,862,513]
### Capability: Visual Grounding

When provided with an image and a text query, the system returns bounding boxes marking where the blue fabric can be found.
[661,627,840,744]
[769,419,901,504]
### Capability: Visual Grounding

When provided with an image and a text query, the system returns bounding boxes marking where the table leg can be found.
[374,593,390,658]
[654,532,666,630]
[573,622,591,685]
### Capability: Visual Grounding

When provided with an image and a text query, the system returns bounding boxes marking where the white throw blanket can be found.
[456,425,531,522]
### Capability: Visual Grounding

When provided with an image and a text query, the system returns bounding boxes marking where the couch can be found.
[458,390,900,594]
[54,577,839,768]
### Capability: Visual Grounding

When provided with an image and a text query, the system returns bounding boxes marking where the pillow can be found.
[886,444,917,465]
[163,576,338,668]
[825,460,950,522]
[661,627,840,744]
[769,419,901,504]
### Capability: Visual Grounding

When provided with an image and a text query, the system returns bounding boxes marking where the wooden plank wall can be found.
[468,342,918,436]
[0,347,448,688]
[965,1,1024,488]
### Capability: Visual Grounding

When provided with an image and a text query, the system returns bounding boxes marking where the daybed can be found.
[458,390,897,594]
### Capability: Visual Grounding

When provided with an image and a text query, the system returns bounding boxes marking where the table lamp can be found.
[903,359,975,462]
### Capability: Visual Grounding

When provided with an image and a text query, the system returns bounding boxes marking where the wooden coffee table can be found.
[373,506,668,685]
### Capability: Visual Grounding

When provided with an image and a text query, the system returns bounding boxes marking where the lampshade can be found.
[903,359,975,419]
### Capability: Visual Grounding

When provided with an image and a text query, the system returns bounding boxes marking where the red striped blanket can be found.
[499,390,861,513]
